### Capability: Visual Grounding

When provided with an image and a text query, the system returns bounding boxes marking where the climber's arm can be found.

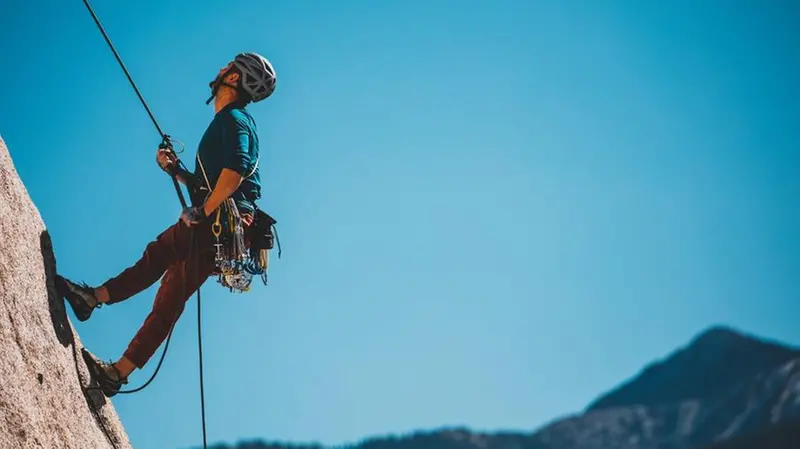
[201,112,253,215]
[171,164,195,186]
[181,168,243,226]
[184,111,253,220]
[201,168,243,216]
[157,148,195,187]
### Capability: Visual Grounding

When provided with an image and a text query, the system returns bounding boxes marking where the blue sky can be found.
[2,1,799,448]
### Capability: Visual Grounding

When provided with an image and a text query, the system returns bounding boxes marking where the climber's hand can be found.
[180,205,207,227]
[156,148,178,173]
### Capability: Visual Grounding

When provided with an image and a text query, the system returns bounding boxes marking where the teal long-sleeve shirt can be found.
[193,99,261,215]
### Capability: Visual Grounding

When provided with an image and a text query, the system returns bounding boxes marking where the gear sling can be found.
[186,146,280,293]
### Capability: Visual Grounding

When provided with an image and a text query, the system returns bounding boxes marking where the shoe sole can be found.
[55,275,94,322]
[81,348,121,397]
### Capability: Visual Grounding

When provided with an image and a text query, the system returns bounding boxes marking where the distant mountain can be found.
[529,356,800,449]
[586,325,800,411]
[195,325,800,449]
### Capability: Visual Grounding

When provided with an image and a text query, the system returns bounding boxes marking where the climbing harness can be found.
[196,150,280,293]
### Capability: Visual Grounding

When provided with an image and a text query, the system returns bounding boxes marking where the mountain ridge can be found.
[585,324,800,412]
[192,325,800,449]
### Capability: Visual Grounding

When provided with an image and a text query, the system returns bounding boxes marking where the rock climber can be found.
[56,52,277,397]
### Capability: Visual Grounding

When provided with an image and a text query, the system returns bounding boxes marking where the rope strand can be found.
[81,0,188,209]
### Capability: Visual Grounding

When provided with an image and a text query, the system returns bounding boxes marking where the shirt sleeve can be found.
[221,111,254,176]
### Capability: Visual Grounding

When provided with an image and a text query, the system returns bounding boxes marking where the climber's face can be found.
[209,62,239,94]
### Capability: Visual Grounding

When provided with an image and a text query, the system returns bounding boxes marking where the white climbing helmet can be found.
[232,52,277,102]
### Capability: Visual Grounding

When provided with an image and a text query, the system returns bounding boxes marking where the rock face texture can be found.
[0,134,132,449]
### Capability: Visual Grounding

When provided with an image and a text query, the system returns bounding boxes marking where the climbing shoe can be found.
[55,275,100,322]
[81,349,128,397]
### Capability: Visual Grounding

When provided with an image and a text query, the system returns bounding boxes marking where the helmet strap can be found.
[205,80,239,105]
[206,67,241,105]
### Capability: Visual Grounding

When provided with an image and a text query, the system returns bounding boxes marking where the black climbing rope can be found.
[80,0,187,209]
[196,261,208,449]
[79,1,208,448]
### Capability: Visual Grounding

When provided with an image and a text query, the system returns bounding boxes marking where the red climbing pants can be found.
[101,217,219,369]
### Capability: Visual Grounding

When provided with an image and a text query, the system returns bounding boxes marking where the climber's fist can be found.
[156,148,178,173]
